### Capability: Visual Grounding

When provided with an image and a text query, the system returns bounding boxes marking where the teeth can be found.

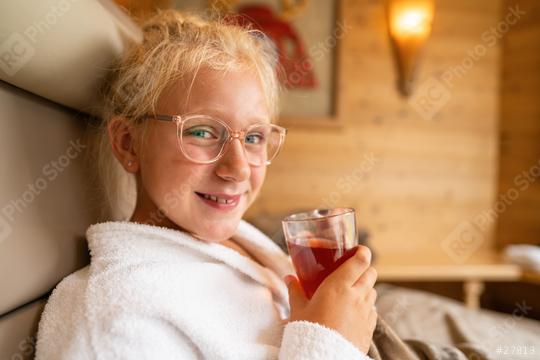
[201,193,235,204]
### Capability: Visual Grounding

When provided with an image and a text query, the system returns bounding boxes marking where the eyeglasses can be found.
[143,114,287,166]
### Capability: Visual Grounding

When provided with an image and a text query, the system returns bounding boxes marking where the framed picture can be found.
[263,0,345,128]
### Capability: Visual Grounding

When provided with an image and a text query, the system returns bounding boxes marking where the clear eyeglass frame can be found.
[144,114,288,166]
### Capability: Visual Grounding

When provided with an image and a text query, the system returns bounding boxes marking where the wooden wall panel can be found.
[247,0,503,259]
[496,0,540,247]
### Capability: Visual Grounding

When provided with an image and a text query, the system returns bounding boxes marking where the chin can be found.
[192,218,242,243]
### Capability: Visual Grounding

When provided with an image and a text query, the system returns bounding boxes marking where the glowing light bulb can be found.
[394,8,430,35]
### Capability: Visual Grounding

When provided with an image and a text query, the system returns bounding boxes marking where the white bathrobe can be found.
[36,220,372,359]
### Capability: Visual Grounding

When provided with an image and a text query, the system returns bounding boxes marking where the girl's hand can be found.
[285,245,378,354]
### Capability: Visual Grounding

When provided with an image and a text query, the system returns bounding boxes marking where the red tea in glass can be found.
[282,209,357,299]
[288,238,358,298]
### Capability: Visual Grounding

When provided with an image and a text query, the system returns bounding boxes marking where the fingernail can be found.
[284,275,294,285]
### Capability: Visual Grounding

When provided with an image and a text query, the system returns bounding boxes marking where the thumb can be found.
[284,275,308,309]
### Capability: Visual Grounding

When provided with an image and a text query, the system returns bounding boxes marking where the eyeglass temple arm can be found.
[151,114,179,122]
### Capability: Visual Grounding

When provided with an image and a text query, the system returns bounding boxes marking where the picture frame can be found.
[275,0,345,129]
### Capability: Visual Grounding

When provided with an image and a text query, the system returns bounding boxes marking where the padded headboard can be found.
[0,0,141,114]
[0,1,141,357]
[0,81,94,358]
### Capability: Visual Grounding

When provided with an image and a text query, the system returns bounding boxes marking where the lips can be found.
[195,192,243,209]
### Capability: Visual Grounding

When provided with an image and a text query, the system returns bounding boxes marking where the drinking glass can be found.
[282,208,358,299]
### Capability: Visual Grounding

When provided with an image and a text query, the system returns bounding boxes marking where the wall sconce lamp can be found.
[387,0,435,96]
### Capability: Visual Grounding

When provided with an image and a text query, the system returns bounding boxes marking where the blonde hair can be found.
[89,9,280,221]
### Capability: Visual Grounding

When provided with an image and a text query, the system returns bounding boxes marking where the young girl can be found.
[35,9,377,360]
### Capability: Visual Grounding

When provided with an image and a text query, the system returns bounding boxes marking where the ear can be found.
[107,116,140,173]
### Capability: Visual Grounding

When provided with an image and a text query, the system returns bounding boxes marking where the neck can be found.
[129,182,182,231]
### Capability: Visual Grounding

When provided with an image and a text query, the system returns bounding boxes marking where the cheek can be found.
[141,156,196,205]
[139,130,204,208]
[250,166,266,195]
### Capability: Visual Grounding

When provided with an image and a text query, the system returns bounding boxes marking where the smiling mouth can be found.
[195,192,241,205]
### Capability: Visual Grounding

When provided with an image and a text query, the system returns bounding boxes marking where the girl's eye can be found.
[185,127,215,139]
[246,133,264,144]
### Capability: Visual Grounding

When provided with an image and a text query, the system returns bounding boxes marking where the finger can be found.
[284,275,308,309]
[368,309,378,333]
[365,288,377,306]
[322,245,372,288]
[353,266,377,293]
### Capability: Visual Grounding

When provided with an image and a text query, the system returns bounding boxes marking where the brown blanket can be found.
[367,285,540,360]
[368,316,489,359]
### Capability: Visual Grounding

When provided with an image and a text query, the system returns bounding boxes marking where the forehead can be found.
[156,68,271,127]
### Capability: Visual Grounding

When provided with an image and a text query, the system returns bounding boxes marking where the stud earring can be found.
[127,160,133,166]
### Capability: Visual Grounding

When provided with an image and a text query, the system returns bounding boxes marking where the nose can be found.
[215,138,251,183]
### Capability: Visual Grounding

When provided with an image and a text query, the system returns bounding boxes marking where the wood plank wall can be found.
[246,0,504,260]
[496,0,540,248]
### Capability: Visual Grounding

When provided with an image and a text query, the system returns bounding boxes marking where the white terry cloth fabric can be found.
[504,244,540,273]
[36,220,372,360]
